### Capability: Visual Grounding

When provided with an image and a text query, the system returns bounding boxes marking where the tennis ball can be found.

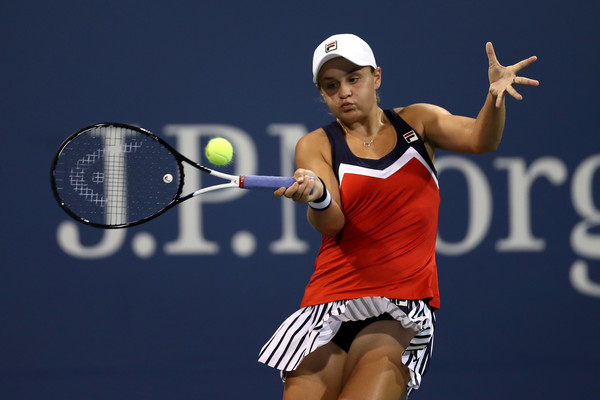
[205,137,233,165]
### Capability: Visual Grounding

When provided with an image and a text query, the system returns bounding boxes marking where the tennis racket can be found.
[51,122,296,228]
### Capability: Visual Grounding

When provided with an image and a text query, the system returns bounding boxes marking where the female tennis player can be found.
[259,33,538,399]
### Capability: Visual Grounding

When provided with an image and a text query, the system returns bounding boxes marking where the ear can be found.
[315,83,325,98]
[373,67,382,90]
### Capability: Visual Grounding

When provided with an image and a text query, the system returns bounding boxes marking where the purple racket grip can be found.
[240,175,296,189]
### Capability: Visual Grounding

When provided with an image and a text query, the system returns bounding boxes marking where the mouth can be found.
[340,102,354,110]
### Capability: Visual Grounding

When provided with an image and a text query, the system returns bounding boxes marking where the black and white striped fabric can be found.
[258,296,435,394]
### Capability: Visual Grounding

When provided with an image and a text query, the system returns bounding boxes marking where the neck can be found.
[338,108,385,136]
[338,108,387,148]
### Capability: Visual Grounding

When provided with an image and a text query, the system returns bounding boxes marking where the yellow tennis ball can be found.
[205,137,233,165]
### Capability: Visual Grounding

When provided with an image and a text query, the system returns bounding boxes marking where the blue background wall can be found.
[2,1,599,399]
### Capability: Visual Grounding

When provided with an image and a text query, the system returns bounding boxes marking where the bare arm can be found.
[416,42,539,154]
[274,130,345,237]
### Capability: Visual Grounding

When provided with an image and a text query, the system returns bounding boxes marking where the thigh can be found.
[283,341,347,400]
[339,320,416,400]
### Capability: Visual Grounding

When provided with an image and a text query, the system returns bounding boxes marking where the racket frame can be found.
[50,122,280,229]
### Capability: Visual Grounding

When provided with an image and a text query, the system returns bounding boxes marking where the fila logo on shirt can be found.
[403,130,419,143]
[325,41,337,52]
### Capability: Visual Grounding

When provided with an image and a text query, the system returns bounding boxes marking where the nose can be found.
[339,81,352,98]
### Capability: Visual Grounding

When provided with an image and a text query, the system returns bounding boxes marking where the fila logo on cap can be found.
[325,41,337,53]
[403,130,419,143]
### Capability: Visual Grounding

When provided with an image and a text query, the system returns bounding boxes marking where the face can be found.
[316,57,381,121]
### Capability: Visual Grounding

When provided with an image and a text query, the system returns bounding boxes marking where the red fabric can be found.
[301,157,441,309]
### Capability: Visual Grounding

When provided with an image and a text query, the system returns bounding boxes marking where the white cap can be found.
[312,34,377,83]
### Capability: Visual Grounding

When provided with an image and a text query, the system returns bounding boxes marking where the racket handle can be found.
[240,175,296,189]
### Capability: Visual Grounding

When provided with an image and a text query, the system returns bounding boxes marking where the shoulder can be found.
[394,103,451,121]
[295,127,333,164]
[297,127,330,152]
[392,104,451,135]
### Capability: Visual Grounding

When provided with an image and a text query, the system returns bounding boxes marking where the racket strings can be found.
[68,148,107,207]
[102,126,129,226]
[53,124,181,227]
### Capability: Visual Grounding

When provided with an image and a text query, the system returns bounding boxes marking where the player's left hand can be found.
[486,42,539,108]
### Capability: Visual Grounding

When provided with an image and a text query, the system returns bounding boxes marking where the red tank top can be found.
[300,110,441,309]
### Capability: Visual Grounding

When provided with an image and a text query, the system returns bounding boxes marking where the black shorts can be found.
[258,297,435,395]
[331,312,396,352]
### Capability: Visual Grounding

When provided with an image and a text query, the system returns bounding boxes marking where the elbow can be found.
[308,204,345,237]
[312,216,345,238]
[470,125,504,154]
[472,139,501,154]
[474,144,499,154]
[321,225,343,238]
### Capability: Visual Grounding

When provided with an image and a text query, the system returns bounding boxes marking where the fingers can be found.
[494,82,524,108]
[506,84,523,102]
[486,42,499,67]
[488,41,538,72]
[513,55,538,72]
[495,91,506,108]
[486,41,539,107]
[291,174,316,201]
[273,172,317,203]
[514,75,540,87]
[273,186,287,198]
[494,78,538,107]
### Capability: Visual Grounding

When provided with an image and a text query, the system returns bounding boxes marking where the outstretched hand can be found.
[487,42,539,108]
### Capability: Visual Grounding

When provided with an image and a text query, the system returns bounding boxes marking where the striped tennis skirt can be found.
[258,296,435,393]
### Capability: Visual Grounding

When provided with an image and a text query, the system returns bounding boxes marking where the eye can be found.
[323,81,339,92]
